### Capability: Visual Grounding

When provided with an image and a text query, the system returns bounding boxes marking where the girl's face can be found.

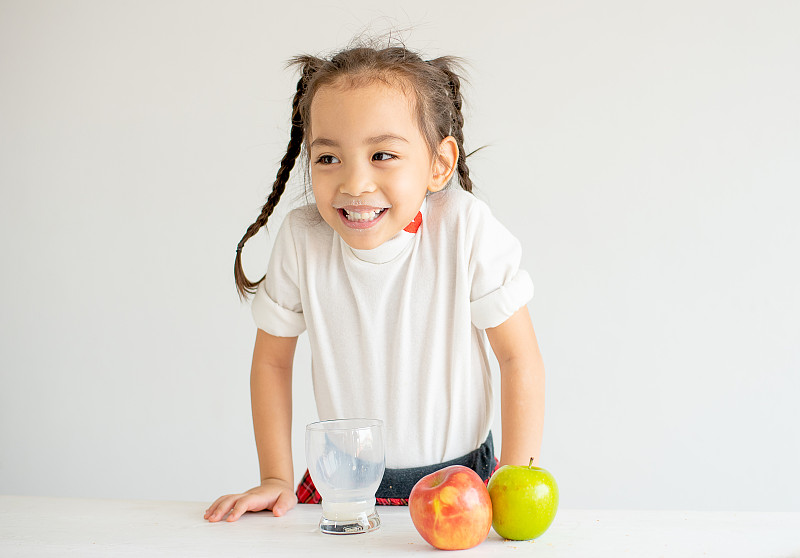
[308,81,450,250]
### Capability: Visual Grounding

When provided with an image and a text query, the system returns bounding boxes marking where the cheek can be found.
[386,163,429,190]
[310,172,330,199]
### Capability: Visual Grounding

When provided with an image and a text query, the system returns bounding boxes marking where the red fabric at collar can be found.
[403,211,423,233]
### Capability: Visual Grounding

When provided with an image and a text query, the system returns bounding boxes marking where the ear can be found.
[428,136,459,192]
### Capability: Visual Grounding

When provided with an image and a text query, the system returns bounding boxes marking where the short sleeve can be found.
[251,213,307,337]
[467,199,534,330]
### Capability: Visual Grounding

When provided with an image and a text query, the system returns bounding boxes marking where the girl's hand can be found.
[204,479,298,522]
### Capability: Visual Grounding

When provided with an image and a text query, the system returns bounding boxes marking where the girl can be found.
[205,44,545,522]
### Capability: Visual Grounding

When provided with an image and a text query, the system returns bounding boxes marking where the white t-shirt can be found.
[251,188,534,468]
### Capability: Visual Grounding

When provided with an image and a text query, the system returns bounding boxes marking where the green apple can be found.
[487,458,558,540]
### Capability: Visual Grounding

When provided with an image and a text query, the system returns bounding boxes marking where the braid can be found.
[233,63,313,300]
[435,64,473,193]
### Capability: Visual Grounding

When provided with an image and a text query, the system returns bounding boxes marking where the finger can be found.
[204,503,219,520]
[206,494,232,512]
[226,498,251,522]
[207,495,238,522]
[271,491,298,517]
[204,494,232,519]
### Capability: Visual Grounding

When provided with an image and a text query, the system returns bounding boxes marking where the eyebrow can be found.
[309,134,409,149]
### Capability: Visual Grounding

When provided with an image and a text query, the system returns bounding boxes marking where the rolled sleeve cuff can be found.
[470,270,534,330]
[251,286,306,337]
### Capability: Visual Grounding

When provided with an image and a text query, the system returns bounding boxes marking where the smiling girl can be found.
[205,44,545,522]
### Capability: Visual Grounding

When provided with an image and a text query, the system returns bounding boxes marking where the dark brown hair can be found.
[234,45,475,300]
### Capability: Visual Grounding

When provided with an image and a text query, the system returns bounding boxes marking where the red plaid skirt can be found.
[296,458,501,506]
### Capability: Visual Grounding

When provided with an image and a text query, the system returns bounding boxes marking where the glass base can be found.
[319,510,381,535]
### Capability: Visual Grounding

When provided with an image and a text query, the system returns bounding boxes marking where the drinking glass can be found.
[305,418,385,534]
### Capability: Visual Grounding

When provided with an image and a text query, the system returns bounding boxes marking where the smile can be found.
[344,208,386,222]
[338,208,388,229]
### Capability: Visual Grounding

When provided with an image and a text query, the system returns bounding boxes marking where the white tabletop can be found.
[1,495,798,557]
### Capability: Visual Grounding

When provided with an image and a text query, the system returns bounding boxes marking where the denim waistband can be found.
[376,432,495,499]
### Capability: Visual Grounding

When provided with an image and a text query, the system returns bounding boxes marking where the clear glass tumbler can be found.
[305,418,385,534]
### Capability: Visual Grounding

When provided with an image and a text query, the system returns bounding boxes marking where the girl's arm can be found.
[485,305,545,467]
[205,328,298,522]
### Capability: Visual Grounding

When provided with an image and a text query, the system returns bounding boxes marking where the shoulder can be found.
[275,203,330,240]
[426,188,481,223]
[426,187,480,213]
[266,204,332,263]
[425,188,495,233]
[426,188,521,254]
[284,203,324,227]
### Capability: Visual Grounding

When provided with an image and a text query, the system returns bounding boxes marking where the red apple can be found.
[409,465,493,550]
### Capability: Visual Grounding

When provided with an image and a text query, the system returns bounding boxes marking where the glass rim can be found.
[306,418,383,432]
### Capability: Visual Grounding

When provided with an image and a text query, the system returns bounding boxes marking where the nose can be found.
[338,160,376,196]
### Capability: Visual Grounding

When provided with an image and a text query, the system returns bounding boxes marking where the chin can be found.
[335,220,394,251]
[341,235,385,251]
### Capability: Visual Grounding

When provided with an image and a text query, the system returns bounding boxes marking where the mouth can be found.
[338,207,388,229]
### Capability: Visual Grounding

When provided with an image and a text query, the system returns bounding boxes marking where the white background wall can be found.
[1,0,798,512]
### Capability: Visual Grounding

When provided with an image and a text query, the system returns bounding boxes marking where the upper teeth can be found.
[345,209,383,222]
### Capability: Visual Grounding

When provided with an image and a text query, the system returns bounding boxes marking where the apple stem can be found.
[529,457,535,468]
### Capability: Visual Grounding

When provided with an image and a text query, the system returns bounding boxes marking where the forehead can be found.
[308,81,423,144]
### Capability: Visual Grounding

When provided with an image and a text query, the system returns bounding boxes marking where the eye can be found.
[372,152,396,162]
[315,154,340,165]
